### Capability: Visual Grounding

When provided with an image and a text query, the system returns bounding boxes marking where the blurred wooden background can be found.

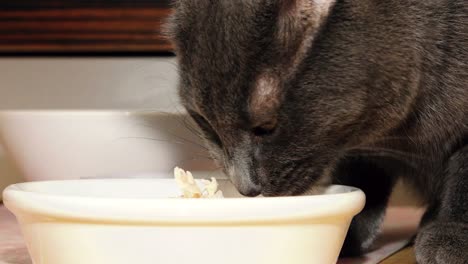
[0,0,173,54]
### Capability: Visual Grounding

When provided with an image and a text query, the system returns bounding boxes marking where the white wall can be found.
[0,57,180,111]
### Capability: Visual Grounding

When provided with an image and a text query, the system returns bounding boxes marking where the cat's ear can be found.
[249,0,336,126]
[275,0,336,72]
[277,0,336,31]
[162,0,191,52]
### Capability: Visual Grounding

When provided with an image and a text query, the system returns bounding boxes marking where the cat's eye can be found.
[252,121,277,137]
[188,111,223,146]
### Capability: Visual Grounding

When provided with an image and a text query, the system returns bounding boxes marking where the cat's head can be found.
[165,0,413,196]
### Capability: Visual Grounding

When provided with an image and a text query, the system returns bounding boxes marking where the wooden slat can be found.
[0,6,174,53]
[0,0,171,9]
[0,43,173,52]
[0,21,165,32]
[0,9,171,20]
[0,33,165,41]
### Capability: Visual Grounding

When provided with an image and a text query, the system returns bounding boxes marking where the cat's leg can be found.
[415,144,468,264]
[333,156,397,257]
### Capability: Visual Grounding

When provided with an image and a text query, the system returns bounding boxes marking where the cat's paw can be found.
[415,222,468,264]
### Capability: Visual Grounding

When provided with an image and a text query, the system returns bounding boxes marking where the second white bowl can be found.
[0,110,215,182]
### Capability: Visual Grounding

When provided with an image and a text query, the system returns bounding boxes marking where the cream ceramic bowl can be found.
[3,178,365,264]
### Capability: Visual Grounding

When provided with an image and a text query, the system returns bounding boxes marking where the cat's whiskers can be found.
[169,107,208,143]
[173,156,217,166]
[128,108,209,151]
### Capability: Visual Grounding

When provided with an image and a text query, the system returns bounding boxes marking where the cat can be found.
[165,0,467,262]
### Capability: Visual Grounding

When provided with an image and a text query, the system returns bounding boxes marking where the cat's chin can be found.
[260,188,305,197]
[298,185,329,196]
[258,187,290,197]
[260,184,329,197]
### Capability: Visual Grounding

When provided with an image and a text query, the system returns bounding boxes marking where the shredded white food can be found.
[174,167,224,198]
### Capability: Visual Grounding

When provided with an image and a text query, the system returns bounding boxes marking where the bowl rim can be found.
[3,179,366,225]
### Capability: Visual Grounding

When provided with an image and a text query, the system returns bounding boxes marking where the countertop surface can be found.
[0,205,31,264]
[0,204,422,264]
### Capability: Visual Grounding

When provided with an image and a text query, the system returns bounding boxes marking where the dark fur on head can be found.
[166,0,467,261]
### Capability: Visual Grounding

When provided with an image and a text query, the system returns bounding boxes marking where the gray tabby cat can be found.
[165,0,467,262]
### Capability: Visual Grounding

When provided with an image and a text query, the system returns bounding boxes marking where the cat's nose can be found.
[226,160,262,197]
[238,184,261,197]
[232,173,262,197]
[229,171,261,197]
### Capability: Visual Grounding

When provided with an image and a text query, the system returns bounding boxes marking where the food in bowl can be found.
[174,167,224,198]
